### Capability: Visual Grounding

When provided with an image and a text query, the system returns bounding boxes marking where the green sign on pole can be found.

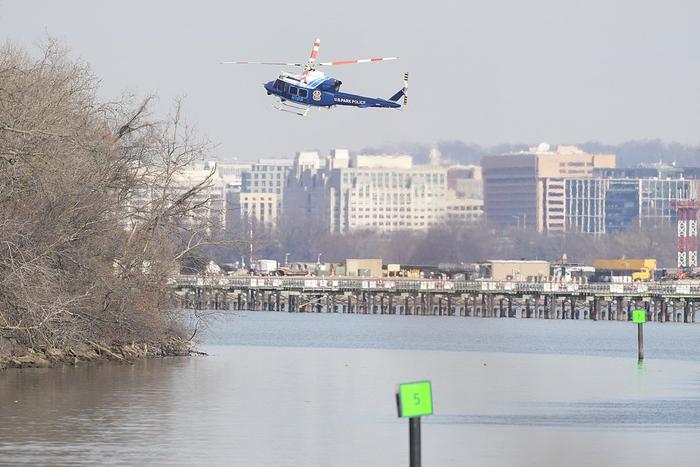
[398,380,433,418]
[632,309,647,324]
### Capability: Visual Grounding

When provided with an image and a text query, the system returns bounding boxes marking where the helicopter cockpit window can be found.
[289,86,298,96]
[274,80,283,91]
[298,89,308,98]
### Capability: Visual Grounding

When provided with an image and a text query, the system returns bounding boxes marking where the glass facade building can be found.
[564,167,700,235]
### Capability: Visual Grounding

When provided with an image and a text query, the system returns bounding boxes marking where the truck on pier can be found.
[593,258,656,282]
[253,259,278,276]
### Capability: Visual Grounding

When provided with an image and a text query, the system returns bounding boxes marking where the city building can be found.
[446,197,484,224]
[563,178,607,234]
[285,150,450,234]
[481,143,616,233]
[565,166,700,235]
[128,158,291,241]
[241,158,293,220]
[128,160,230,236]
[447,165,482,199]
[215,161,252,192]
[445,164,483,224]
[226,192,279,231]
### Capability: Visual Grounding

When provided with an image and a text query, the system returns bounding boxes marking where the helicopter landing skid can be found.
[273,98,310,117]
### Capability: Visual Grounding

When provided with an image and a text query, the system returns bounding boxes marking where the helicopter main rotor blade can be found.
[301,38,322,82]
[221,61,304,66]
[307,38,321,66]
[317,57,398,66]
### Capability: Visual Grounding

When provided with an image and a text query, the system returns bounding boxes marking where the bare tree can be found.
[0,40,222,353]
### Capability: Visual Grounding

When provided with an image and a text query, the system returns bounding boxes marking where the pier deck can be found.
[171,276,700,322]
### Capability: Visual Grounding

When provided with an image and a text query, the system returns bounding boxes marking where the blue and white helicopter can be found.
[223,39,408,116]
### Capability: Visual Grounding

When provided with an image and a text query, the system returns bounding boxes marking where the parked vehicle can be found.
[593,258,656,282]
[253,259,278,276]
[550,264,595,282]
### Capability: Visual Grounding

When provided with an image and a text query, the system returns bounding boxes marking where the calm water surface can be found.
[2,313,700,466]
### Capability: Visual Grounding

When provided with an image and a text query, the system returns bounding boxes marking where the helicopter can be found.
[223,38,408,116]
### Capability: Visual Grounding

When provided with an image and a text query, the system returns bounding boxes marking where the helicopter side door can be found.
[297,87,309,103]
[287,85,308,104]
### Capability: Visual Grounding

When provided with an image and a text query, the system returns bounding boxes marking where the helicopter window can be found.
[274,80,283,91]
[289,86,298,96]
[298,89,308,98]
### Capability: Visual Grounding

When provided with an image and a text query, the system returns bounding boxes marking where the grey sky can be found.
[2,0,700,161]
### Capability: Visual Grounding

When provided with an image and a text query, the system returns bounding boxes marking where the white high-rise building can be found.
[242,158,293,194]
[128,160,230,236]
[241,158,293,220]
[285,150,450,233]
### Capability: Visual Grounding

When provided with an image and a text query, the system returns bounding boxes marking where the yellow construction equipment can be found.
[593,258,656,282]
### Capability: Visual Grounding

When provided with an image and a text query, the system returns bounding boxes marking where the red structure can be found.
[676,200,700,268]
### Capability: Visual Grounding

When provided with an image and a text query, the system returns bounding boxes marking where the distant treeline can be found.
[361,140,700,167]
[211,216,678,271]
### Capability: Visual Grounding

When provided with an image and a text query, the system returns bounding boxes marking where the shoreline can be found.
[0,338,205,370]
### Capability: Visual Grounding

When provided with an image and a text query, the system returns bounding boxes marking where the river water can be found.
[2,313,700,466]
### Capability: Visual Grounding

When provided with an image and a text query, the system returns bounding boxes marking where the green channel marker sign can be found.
[632,309,647,324]
[398,380,433,418]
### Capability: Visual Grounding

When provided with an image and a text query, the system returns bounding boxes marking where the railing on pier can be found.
[170,275,700,299]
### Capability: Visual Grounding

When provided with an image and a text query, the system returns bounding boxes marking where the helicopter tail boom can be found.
[388,89,404,102]
[388,72,409,106]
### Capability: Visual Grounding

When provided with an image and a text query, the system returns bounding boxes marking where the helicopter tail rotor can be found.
[402,72,408,106]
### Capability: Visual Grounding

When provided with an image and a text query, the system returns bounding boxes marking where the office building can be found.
[241,158,293,220]
[227,192,278,231]
[285,151,450,234]
[564,166,700,235]
[482,143,616,233]
[446,197,484,224]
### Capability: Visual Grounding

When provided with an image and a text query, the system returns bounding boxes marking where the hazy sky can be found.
[2,0,700,161]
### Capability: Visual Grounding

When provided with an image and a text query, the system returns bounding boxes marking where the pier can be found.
[171,276,699,323]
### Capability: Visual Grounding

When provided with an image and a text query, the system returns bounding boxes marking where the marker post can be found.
[632,309,646,361]
[396,381,433,467]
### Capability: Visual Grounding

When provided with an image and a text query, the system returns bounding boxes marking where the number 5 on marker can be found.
[398,381,433,418]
